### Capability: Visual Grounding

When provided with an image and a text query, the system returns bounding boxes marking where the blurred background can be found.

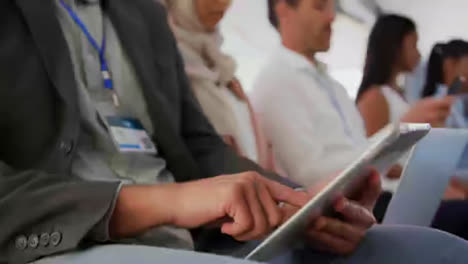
[220,0,468,99]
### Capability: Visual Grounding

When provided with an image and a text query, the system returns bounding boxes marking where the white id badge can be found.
[105,116,157,154]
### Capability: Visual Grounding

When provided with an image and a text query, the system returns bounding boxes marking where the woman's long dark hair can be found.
[422,40,468,98]
[357,14,416,101]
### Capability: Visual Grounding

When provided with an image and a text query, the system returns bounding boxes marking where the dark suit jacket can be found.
[0,0,298,263]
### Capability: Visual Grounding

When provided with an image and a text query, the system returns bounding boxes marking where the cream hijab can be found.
[164,0,237,87]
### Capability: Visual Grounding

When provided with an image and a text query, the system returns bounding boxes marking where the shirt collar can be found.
[275,44,328,75]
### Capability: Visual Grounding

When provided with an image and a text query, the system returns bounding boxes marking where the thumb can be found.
[220,192,253,237]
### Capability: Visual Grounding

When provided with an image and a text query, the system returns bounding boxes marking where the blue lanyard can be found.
[60,0,119,106]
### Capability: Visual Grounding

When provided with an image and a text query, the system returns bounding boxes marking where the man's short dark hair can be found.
[268,0,301,29]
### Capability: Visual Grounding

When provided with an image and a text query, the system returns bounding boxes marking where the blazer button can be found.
[39,233,50,247]
[50,232,62,247]
[28,234,39,249]
[59,141,74,155]
[15,236,28,250]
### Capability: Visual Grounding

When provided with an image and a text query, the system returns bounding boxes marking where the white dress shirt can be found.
[251,45,369,187]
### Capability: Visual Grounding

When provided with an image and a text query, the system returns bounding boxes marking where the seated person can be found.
[421,40,468,128]
[356,15,468,195]
[356,15,452,187]
[164,0,275,171]
[1,0,468,263]
[251,0,468,240]
[357,15,453,136]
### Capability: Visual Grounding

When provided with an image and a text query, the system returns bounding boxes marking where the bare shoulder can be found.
[357,85,390,136]
[358,86,387,105]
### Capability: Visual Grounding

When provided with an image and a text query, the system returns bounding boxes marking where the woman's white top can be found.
[379,86,413,192]
[380,86,411,124]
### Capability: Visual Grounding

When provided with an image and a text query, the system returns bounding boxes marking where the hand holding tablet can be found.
[246,123,431,262]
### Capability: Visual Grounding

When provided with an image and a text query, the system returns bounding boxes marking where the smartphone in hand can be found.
[448,76,466,95]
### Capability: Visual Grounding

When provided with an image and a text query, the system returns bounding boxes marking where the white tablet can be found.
[246,123,431,262]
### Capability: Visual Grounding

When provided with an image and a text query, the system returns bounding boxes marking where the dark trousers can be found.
[374,191,468,240]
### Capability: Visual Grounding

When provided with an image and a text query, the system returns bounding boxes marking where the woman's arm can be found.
[357,87,391,137]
